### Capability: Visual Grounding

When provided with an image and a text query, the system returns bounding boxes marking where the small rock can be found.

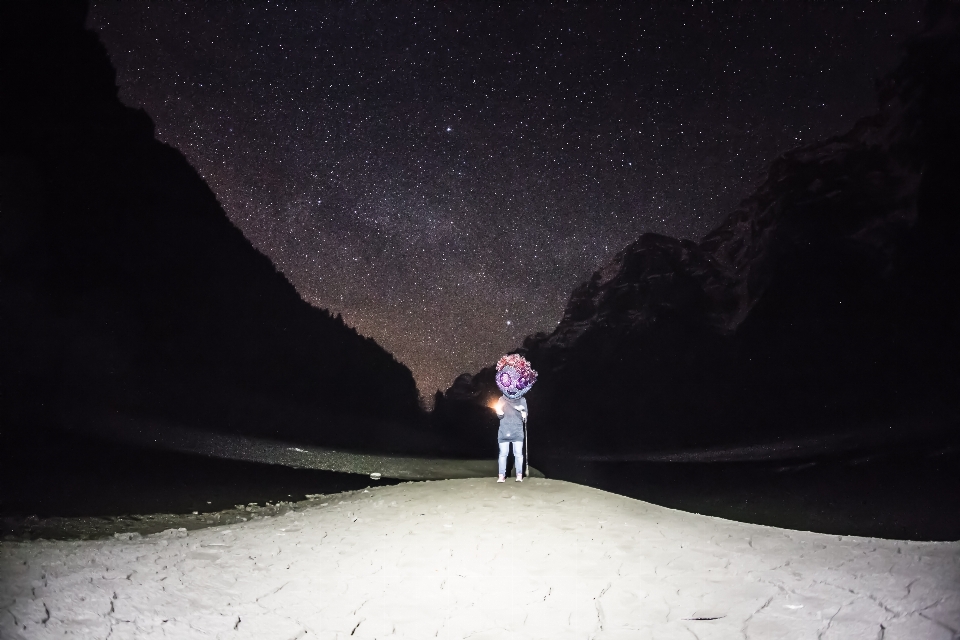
[370,473,381,480]
[114,532,142,541]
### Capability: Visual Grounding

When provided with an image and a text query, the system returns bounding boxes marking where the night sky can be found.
[87,1,922,399]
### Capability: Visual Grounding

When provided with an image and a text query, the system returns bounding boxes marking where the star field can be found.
[88,1,922,399]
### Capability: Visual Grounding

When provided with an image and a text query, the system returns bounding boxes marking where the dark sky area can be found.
[87,1,922,398]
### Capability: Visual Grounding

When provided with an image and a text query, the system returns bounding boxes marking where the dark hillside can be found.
[0,1,424,452]
[436,1,960,456]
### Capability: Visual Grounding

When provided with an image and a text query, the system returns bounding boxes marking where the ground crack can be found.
[741,596,772,639]
[918,610,958,636]
[817,603,848,640]
[256,581,290,603]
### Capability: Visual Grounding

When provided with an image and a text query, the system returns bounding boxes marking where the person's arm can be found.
[519,398,528,422]
[494,397,505,418]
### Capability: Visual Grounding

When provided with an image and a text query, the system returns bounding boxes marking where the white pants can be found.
[498,441,524,476]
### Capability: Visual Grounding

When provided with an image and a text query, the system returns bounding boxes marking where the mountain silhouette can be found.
[1,0,425,453]
[435,1,960,456]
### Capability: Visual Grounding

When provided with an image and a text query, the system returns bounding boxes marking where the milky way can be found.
[87,2,921,398]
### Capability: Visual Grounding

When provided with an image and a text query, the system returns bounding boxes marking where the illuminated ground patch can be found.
[1,479,957,639]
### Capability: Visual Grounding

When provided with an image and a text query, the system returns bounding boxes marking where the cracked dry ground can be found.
[1,479,958,640]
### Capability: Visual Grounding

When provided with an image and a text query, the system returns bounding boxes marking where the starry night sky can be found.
[87,1,921,399]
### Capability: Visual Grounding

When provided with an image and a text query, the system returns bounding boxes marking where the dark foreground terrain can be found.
[0,429,398,540]
[3,427,958,542]
[540,434,960,542]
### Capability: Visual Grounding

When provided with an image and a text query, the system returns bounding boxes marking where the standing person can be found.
[495,393,527,482]
[492,354,537,482]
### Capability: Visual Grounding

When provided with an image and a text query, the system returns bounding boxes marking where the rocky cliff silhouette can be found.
[0,1,424,452]
[435,0,960,456]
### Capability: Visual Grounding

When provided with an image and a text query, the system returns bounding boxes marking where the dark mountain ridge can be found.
[435,1,960,456]
[1,1,425,452]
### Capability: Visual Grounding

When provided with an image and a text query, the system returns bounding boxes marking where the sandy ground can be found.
[1,478,958,640]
